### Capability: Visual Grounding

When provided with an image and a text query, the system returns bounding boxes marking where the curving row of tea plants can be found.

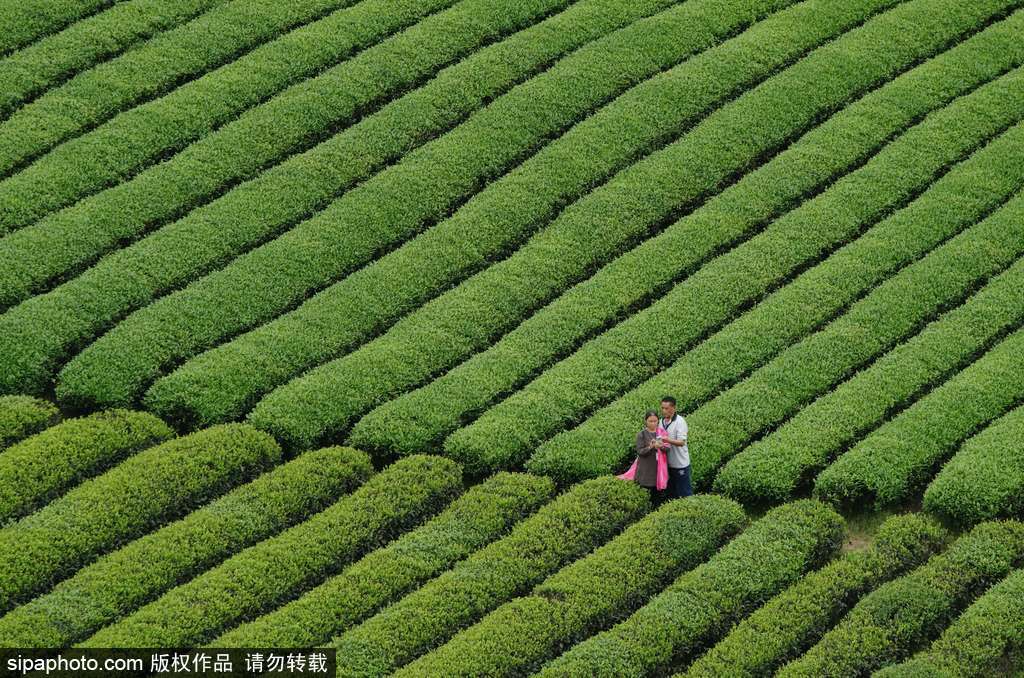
[1,0,1022,673]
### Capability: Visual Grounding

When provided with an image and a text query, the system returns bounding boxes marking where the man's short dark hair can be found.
[661,396,676,406]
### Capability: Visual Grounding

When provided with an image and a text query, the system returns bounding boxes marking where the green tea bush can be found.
[60,0,768,411]
[924,404,1024,526]
[778,520,1024,676]
[211,472,553,647]
[0,0,228,118]
[536,499,844,677]
[0,0,662,396]
[717,228,1024,506]
[141,0,802,428]
[331,475,650,676]
[0,0,111,56]
[815,326,1024,509]
[0,394,58,450]
[0,409,173,523]
[682,513,947,677]
[0,0,438,220]
[0,0,541,293]
[398,495,746,677]
[0,423,280,613]
[875,565,1024,678]
[81,454,461,647]
[0,446,371,647]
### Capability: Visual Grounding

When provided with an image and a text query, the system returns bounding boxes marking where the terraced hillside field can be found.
[1,0,1023,675]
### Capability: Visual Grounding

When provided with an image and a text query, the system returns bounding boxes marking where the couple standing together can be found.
[626,396,692,502]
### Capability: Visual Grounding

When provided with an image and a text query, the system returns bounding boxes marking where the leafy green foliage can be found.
[0,0,415,223]
[778,520,1024,676]
[0,0,228,118]
[535,499,844,677]
[210,472,554,647]
[0,423,280,614]
[815,326,1024,509]
[255,0,969,452]
[398,495,746,677]
[143,0,799,429]
[352,11,1024,466]
[80,454,461,647]
[0,409,173,523]
[0,0,111,57]
[925,404,1024,526]
[331,476,650,676]
[876,565,1024,678]
[58,0,737,411]
[527,61,1024,486]
[682,513,948,677]
[0,446,372,647]
[0,0,636,397]
[0,0,517,306]
[0,394,58,451]
[717,195,1024,506]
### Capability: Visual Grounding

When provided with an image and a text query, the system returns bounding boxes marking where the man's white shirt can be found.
[662,415,689,469]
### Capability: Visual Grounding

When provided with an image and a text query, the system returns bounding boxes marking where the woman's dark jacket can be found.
[633,429,660,488]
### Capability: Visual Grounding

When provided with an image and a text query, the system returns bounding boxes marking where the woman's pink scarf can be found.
[617,425,669,490]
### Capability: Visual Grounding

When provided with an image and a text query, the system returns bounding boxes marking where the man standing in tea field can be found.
[660,396,692,498]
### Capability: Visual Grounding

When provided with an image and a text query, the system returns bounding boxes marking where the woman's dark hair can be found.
[644,410,659,422]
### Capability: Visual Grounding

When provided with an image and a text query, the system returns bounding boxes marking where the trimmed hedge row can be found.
[0,423,279,614]
[924,403,1024,526]
[815,324,1024,509]
[0,0,467,242]
[60,0,771,412]
[520,68,1024,486]
[681,513,948,677]
[777,520,1024,677]
[679,162,1024,492]
[0,0,384,194]
[0,0,578,320]
[0,0,228,118]
[210,471,553,648]
[0,0,111,57]
[716,222,1024,506]
[397,495,747,678]
[133,0,804,428]
[331,476,650,677]
[250,0,976,453]
[0,394,58,451]
[358,11,1024,466]
[0,0,654,397]
[875,566,1024,678]
[535,499,844,677]
[81,454,461,648]
[0,446,372,647]
[0,409,173,524]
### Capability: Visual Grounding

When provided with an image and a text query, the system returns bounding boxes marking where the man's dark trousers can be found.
[668,466,693,498]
